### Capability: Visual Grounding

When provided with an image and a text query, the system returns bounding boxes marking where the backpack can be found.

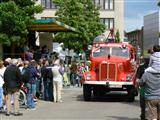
[21,67,30,83]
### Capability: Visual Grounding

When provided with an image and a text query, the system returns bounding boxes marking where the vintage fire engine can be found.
[82,34,138,102]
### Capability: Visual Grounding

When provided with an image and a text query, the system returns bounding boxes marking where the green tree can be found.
[53,0,105,52]
[158,1,160,7]
[0,0,43,45]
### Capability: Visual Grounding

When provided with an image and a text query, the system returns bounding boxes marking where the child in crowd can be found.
[145,45,160,73]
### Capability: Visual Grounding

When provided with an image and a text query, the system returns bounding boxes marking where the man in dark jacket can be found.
[4,59,23,116]
[26,60,40,109]
[41,59,53,101]
[136,56,149,120]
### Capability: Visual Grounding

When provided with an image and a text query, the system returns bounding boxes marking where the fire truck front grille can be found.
[99,62,117,81]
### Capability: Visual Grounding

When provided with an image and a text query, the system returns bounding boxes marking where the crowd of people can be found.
[136,45,160,120]
[0,45,88,116]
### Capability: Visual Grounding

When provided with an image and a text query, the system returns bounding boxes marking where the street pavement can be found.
[0,86,140,120]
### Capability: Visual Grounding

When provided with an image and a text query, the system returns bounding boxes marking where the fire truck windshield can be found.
[112,47,129,58]
[93,46,129,58]
[93,47,110,57]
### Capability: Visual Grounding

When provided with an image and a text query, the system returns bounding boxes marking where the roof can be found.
[30,18,77,32]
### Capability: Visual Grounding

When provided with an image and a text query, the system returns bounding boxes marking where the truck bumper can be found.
[83,81,134,88]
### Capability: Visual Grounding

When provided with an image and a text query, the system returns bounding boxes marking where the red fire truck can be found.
[82,34,138,102]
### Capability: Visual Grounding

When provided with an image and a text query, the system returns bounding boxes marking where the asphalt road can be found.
[0,87,140,120]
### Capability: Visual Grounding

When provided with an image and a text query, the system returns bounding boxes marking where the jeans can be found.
[43,79,50,101]
[0,87,3,108]
[70,73,76,86]
[27,83,36,108]
[36,79,40,94]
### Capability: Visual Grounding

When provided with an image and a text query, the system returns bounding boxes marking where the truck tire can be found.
[83,85,91,101]
[93,87,99,97]
[127,88,135,102]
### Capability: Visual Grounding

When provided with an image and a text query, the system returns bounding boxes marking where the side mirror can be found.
[86,60,91,71]
[88,45,92,50]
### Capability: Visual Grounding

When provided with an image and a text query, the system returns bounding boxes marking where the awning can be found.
[30,18,77,32]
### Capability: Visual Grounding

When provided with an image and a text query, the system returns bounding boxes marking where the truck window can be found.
[111,47,129,58]
[93,47,110,57]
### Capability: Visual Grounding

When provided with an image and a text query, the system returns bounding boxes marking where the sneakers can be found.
[33,98,38,102]
[5,112,23,116]
[5,113,10,116]
[13,112,23,116]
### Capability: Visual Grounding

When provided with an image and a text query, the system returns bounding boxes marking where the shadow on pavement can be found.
[107,116,139,120]
[77,92,140,107]
[77,92,132,102]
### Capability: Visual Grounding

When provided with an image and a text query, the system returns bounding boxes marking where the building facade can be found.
[143,11,160,50]
[126,28,143,55]
[35,0,124,41]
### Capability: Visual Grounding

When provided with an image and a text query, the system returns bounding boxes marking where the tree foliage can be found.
[158,1,160,7]
[53,0,105,52]
[0,0,43,45]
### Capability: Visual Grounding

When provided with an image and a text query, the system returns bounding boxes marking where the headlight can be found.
[118,63,124,71]
[86,74,91,80]
[126,74,132,81]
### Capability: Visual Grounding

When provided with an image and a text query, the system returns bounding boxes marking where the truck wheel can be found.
[93,87,106,96]
[127,88,135,102]
[99,90,106,96]
[93,87,98,97]
[83,85,91,101]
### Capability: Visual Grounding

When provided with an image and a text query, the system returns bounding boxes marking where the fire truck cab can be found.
[82,35,138,102]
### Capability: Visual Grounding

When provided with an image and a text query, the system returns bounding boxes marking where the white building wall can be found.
[143,12,159,50]
[35,0,124,48]
[96,0,124,41]
[115,0,124,41]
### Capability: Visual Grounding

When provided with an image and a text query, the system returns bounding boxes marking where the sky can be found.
[125,0,159,32]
